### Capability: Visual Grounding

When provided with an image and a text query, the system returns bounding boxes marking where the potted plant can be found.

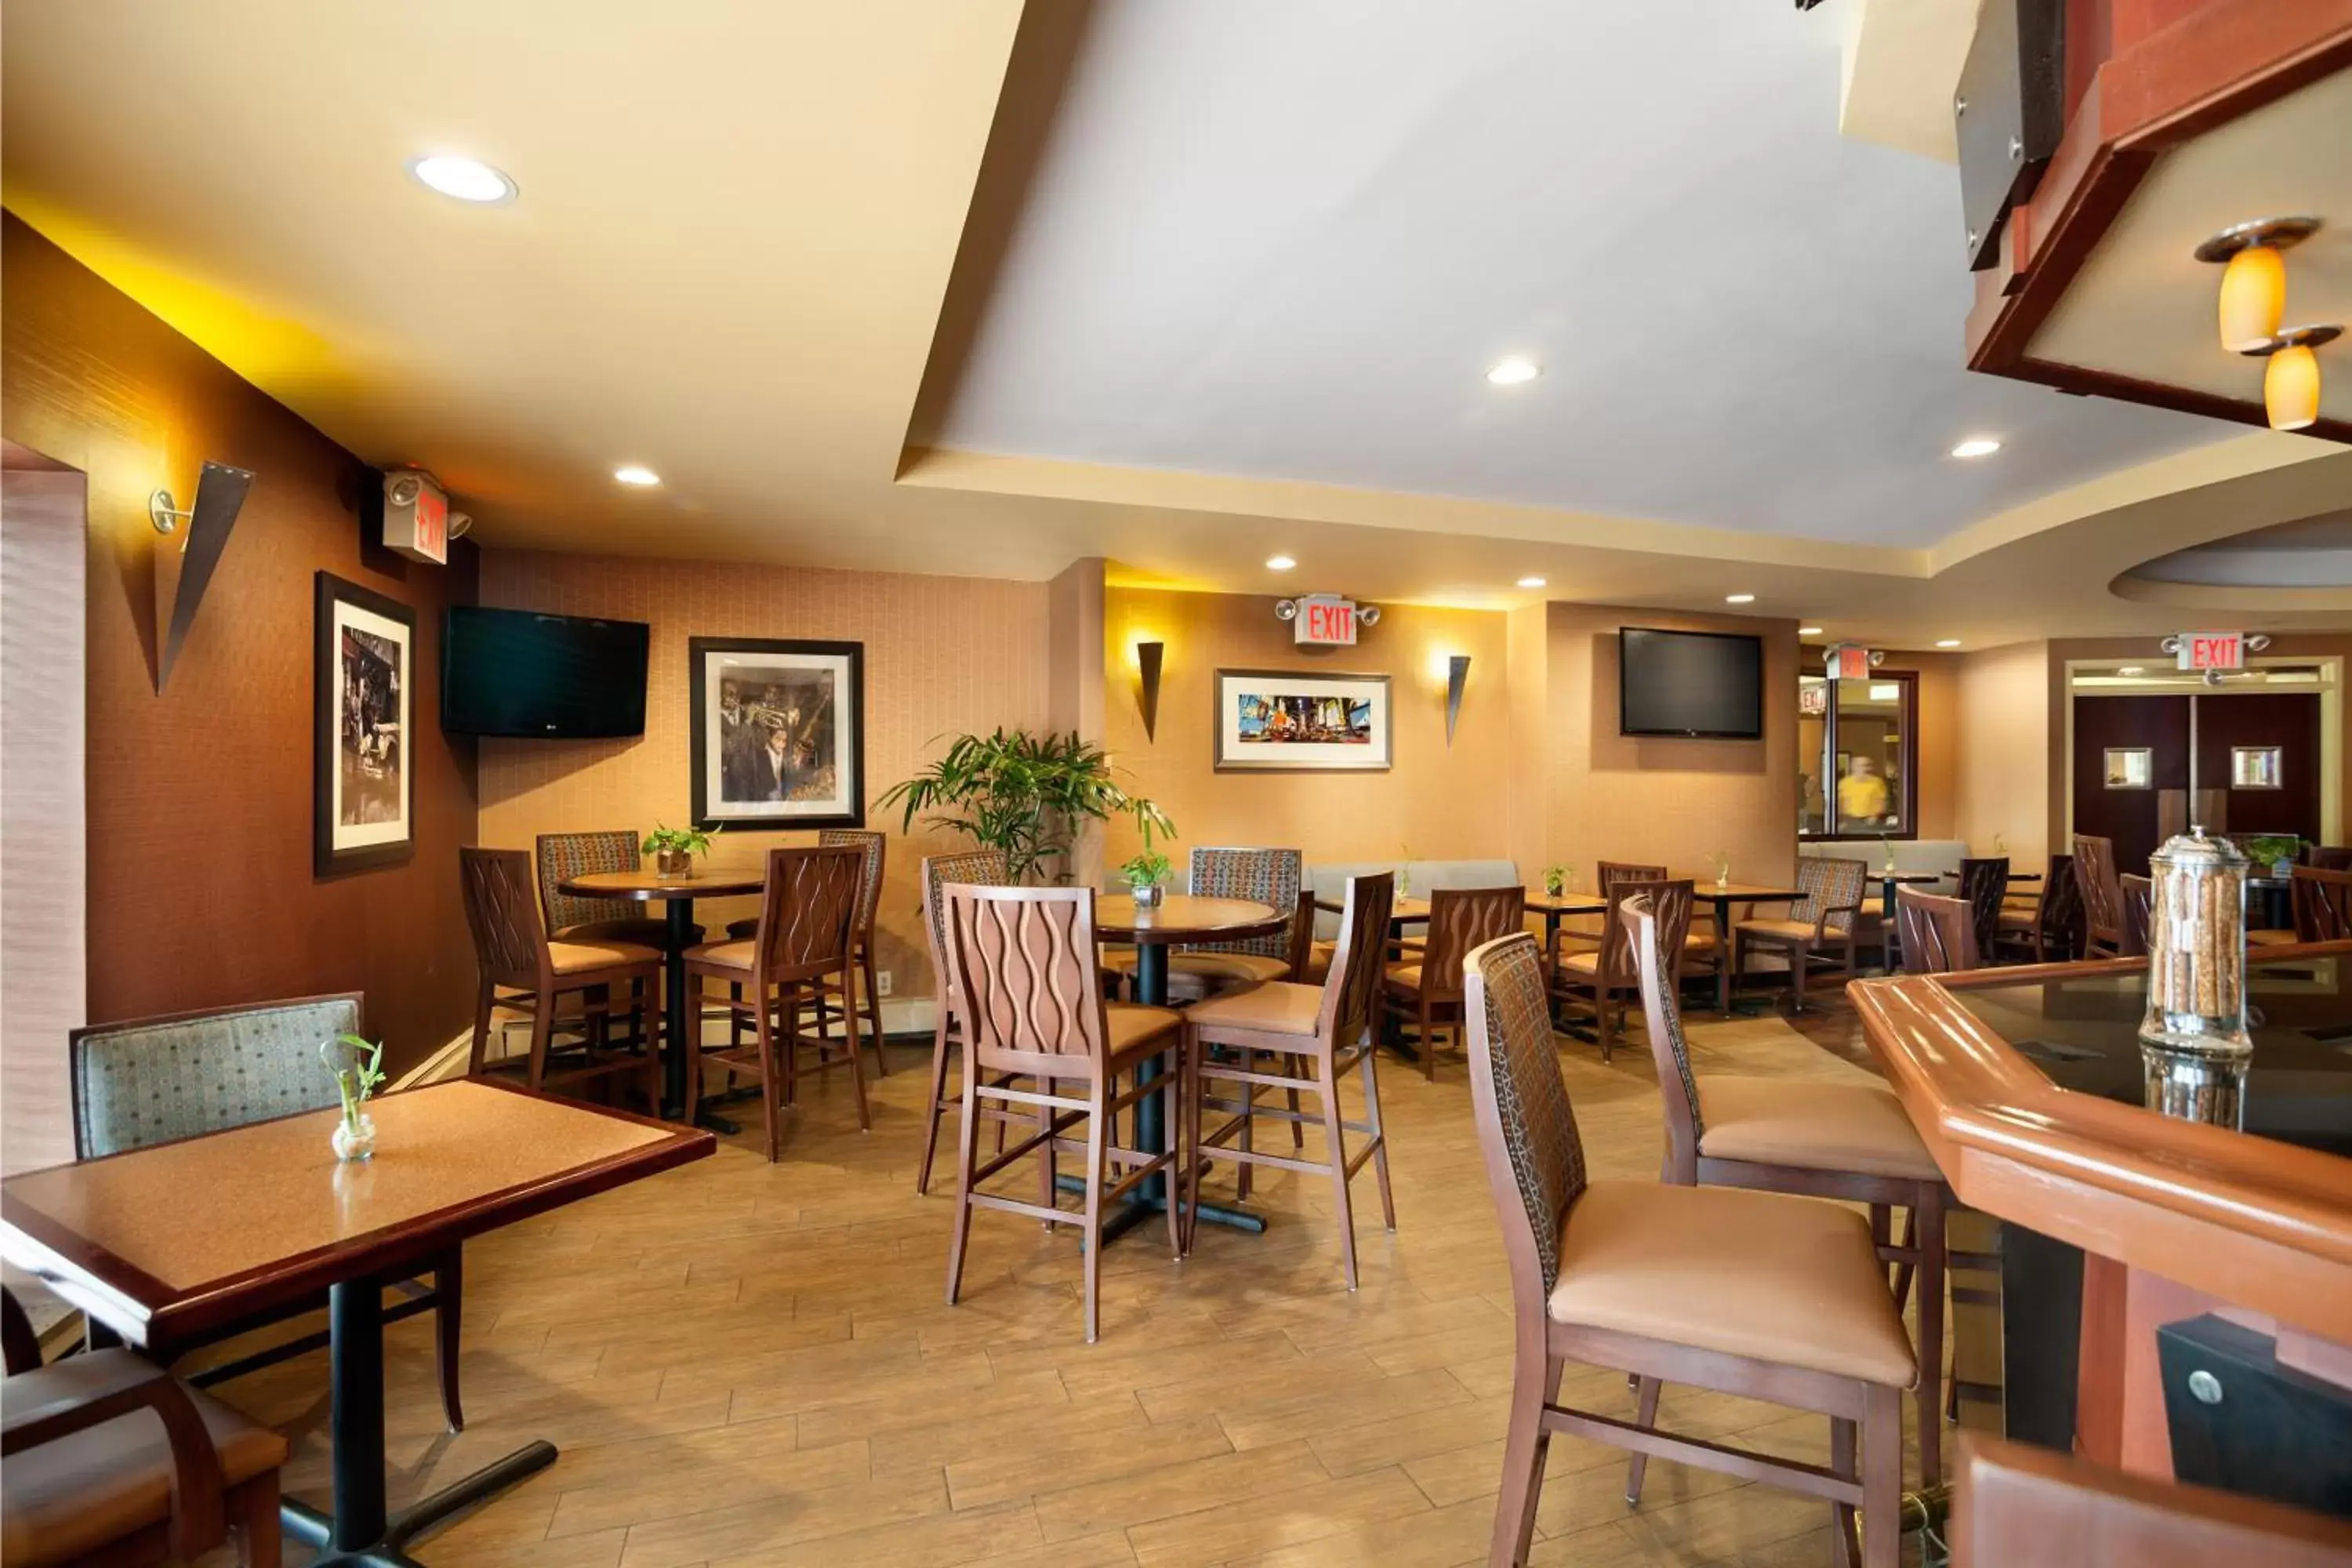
[1121,800,1177,907]
[321,1033,387,1162]
[1396,844,1413,899]
[1877,833,1898,876]
[876,728,1161,884]
[2241,833,2302,877]
[1542,865,1569,898]
[643,822,717,879]
[1709,850,1731,890]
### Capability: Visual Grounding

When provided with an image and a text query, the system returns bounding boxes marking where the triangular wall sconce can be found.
[151,459,254,691]
[1445,655,1472,746]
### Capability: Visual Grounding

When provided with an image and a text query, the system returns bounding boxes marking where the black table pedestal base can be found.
[284,1441,557,1566]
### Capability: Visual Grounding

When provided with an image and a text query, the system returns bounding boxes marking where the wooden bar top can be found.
[1850,946,2352,1344]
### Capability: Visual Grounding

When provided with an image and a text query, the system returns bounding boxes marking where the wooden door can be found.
[2073,695,2190,877]
[2194,691,2321,845]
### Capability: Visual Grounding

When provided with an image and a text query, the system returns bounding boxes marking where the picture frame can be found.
[314,572,416,877]
[1213,668,1392,772]
[690,637,866,829]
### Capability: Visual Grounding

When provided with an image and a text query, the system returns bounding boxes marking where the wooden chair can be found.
[535,829,684,946]
[1466,931,1914,1568]
[2300,844,2352,871]
[1553,878,1693,1062]
[2120,873,2154,956]
[459,847,666,1109]
[1181,872,1398,1290]
[684,845,867,1162]
[2073,834,2129,958]
[916,848,1017,1195]
[1955,856,2009,964]
[1994,852,2081,964]
[730,829,889,1076]
[938,885,1185,1342]
[1732,855,1865,1011]
[2292,863,2352,942]
[1104,846,1305,1001]
[68,996,463,1433]
[1380,884,1526,1080]
[1896,885,1980,975]
[2,1292,286,1568]
[1624,895,1952,1490]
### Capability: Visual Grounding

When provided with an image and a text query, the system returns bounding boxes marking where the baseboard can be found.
[397,996,942,1088]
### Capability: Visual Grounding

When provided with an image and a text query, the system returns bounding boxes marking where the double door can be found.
[2071,691,2319,876]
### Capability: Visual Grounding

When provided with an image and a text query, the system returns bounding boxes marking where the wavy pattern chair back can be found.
[2073,834,2125,947]
[1957,857,2009,962]
[1620,896,1703,1179]
[2042,853,2083,955]
[535,830,642,934]
[1600,877,1693,985]
[1187,848,1303,959]
[1792,855,1866,934]
[462,846,549,985]
[922,849,1011,1002]
[1897,887,1980,975]
[2119,874,2153,956]
[2292,864,2352,942]
[943,885,1112,1081]
[746,845,863,982]
[1420,885,1529,995]
[1465,932,1588,1297]
[1598,860,1666,893]
[71,994,360,1158]
[1317,871,1397,1047]
[818,829,887,941]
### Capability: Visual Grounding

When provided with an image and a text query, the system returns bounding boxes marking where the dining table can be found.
[0,1079,713,1567]
[1675,878,1806,1013]
[1096,891,1287,1240]
[557,866,765,1126]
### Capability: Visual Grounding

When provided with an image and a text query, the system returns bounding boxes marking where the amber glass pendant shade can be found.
[2218,244,2286,352]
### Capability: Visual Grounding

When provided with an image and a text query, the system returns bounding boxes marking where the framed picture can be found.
[1214,668,1392,772]
[314,572,416,876]
[691,637,866,829]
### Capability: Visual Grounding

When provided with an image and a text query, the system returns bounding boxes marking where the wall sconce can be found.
[149,459,256,692]
[2249,325,2338,431]
[1445,655,1471,746]
[1136,641,1165,741]
[2195,216,2319,352]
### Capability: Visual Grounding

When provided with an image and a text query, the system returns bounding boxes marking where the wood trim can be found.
[1995,357,2352,445]
[1849,944,2352,1341]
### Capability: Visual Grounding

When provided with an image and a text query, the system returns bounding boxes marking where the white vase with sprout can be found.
[322,1033,387,1162]
[1709,851,1730,890]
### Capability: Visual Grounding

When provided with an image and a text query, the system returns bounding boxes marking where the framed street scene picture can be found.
[1213,668,1392,772]
[314,572,416,876]
[690,637,866,829]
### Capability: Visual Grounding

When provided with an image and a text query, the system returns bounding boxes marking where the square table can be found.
[2,1079,713,1566]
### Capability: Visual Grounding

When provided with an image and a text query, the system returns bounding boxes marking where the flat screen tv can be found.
[441,606,649,738]
[1618,626,1764,739]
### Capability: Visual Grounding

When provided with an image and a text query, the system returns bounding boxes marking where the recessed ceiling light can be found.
[1265,554,1296,571]
[614,465,661,487]
[1798,626,1824,636]
[1726,593,1755,604]
[1950,437,2002,459]
[1486,357,1541,386]
[410,154,517,205]
[1936,638,1962,648]
[1516,575,1547,589]
[2119,666,2146,675]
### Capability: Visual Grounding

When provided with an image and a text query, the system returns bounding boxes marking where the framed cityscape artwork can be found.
[1213,668,1392,772]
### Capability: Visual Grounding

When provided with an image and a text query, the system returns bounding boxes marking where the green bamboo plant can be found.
[874,728,1171,884]
[321,1032,387,1134]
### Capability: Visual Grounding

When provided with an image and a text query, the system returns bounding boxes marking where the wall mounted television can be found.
[1618,626,1764,739]
[441,606,650,738]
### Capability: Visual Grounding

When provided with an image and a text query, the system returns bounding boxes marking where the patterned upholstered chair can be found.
[1465,931,1913,1567]
[1732,855,1866,1011]
[535,830,684,946]
[68,996,464,1432]
[1103,847,1306,1001]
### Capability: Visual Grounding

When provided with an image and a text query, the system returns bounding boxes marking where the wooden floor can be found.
[223,1000,1933,1568]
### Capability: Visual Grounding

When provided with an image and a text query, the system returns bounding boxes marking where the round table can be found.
[557,867,764,1123]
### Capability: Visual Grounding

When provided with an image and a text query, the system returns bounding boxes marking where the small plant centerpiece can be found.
[2241,833,2302,878]
[644,822,717,879]
[1709,850,1731,890]
[1396,844,1414,899]
[1878,833,1898,876]
[321,1033,387,1162]
[1542,865,1568,898]
[1120,798,1178,908]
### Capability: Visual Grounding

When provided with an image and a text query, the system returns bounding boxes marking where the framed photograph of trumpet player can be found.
[689,637,866,830]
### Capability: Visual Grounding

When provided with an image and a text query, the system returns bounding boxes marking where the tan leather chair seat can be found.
[0,1359,287,1568]
[548,938,662,975]
[1556,951,1601,978]
[1682,929,1719,952]
[1695,1076,1940,1182]
[1169,952,1290,985]
[684,938,758,971]
[1994,909,2036,930]
[1182,980,1322,1036]
[2249,928,2299,947]
[1383,963,1424,992]
[1105,1001,1183,1054]
[1547,1179,1917,1388]
[1733,918,1822,945]
[1300,938,1336,982]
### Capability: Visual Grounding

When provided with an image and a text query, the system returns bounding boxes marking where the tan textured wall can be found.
[475,550,1052,1000]
[1100,588,1512,871]
[1544,604,1800,891]
[1504,602,1552,884]
[1955,641,2053,872]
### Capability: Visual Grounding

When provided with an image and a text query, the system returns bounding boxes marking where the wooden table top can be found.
[1096,894,1284,944]
[1674,879,1803,902]
[0,1080,713,1346]
[1311,894,1436,921]
[559,867,766,900]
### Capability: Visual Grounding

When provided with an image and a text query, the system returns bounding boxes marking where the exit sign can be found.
[1293,594,1359,647]
[2178,632,2244,672]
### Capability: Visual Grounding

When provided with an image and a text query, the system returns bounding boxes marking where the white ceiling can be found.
[2129,508,2352,587]
[929,0,2234,548]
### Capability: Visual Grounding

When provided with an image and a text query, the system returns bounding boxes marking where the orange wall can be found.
[475,550,1052,1000]
[1954,640,2052,871]
[1101,587,1512,871]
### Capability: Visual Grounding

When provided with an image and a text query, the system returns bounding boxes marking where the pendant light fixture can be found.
[2194,217,2321,353]
[2249,325,2339,432]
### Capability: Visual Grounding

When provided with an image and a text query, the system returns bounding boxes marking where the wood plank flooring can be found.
[218,1003,1932,1567]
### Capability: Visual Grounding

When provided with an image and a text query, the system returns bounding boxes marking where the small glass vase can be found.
[332,1111,377,1163]
[655,848,692,879]
[1131,880,1165,909]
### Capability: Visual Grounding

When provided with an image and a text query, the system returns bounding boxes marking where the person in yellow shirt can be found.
[1837,756,1889,831]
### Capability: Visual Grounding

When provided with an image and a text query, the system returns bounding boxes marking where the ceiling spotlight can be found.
[409,154,517,204]
[614,465,661,486]
[1936,639,1962,648]
[2248,324,2339,431]
[1726,593,1755,604]
[1950,437,2002,459]
[1486,357,1541,387]
[1516,575,1547,589]
[1265,554,1297,572]
[2195,216,2321,351]
[1798,626,1824,636]
[2119,666,2145,676]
